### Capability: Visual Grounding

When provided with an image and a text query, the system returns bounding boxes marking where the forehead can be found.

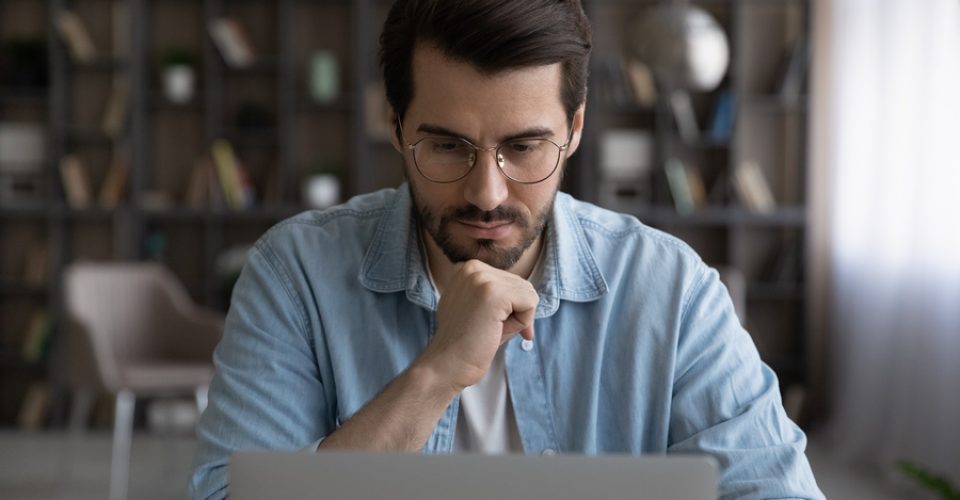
[407,43,566,135]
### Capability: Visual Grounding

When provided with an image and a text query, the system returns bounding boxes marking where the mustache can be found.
[445,205,526,226]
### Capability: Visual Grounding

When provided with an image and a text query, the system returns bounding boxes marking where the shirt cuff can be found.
[302,436,325,453]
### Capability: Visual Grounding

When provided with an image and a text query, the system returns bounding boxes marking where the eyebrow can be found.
[415,123,556,144]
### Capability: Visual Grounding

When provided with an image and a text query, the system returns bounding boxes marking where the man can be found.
[190,1,824,499]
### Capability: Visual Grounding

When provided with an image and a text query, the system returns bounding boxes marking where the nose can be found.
[463,148,509,212]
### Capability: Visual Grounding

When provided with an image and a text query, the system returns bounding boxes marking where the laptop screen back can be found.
[230,451,717,500]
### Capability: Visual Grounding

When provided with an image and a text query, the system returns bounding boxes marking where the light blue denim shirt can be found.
[189,184,824,500]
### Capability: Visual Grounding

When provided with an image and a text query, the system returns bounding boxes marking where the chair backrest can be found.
[63,261,206,390]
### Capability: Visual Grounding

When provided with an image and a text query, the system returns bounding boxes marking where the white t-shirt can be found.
[423,245,544,454]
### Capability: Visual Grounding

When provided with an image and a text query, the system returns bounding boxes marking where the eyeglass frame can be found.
[396,116,575,185]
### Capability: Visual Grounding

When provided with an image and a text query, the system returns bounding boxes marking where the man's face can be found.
[394,44,584,271]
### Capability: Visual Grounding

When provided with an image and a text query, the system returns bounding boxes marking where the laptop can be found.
[230,451,718,500]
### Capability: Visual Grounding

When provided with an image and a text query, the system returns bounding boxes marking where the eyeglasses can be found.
[397,118,572,184]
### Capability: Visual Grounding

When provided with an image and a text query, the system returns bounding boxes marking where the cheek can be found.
[514,183,558,215]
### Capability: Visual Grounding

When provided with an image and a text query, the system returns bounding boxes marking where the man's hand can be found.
[319,259,538,452]
[416,259,540,393]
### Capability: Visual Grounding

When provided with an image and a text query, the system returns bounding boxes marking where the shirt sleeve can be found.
[188,240,334,500]
[667,265,825,500]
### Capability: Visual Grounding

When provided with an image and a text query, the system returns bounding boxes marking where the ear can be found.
[564,103,586,158]
[388,106,404,155]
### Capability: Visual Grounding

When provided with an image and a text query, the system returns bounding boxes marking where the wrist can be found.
[409,351,463,398]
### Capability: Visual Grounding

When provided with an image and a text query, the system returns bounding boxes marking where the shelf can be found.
[61,206,121,221]
[0,283,48,298]
[142,205,303,222]
[0,354,46,373]
[223,128,279,146]
[612,204,806,227]
[741,94,809,113]
[149,92,205,113]
[594,101,656,115]
[0,203,49,218]
[68,58,130,73]
[666,134,731,150]
[296,94,353,113]
[0,87,49,104]
[222,58,280,75]
[747,282,804,301]
[65,129,117,147]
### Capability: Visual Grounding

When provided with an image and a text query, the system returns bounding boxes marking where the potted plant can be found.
[159,47,198,104]
[898,461,960,500]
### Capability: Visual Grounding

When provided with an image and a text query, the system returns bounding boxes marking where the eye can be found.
[430,139,468,154]
[506,141,542,154]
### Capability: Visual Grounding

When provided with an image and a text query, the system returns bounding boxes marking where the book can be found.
[208,18,256,68]
[17,382,49,431]
[21,309,51,363]
[707,89,736,142]
[685,166,708,209]
[23,240,48,287]
[112,1,130,58]
[98,157,129,208]
[140,190,174,210]
[664,158,694,214]
[56,10,97,63]
[184,155,214,208]
[623,59,657,108]
[364,82,391,141]
[59,154,93,208]
[733,160,776,213]
[776,37,808,103]
[101,79,130,139]
[669,90,700,143]
[261,166,280,207]
[211,139,253,210]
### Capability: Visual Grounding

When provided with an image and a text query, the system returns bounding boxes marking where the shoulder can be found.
[558,193,704,270]
[256,188,399,257]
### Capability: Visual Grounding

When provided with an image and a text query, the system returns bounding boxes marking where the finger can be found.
[502,315,530,336]
[521,325,535,341]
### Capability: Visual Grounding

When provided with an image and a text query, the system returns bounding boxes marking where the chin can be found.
[444,238,525,271]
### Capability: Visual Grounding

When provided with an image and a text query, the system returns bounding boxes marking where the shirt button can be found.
[541,448,556,456]
[520,339,534,351]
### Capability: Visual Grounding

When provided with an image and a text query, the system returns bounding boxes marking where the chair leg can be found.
[109,390,135,500]
[59,389,96,480]
[195,385,209,414]
[68,388,95,433]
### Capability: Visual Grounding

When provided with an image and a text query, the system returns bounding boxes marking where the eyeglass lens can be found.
[413,137,560,183]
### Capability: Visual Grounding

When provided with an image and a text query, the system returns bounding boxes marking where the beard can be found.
[410,187,556,271]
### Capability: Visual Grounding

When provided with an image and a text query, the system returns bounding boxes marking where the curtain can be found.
[811,0,960,482]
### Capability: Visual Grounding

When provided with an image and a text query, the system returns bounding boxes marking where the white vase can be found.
[162,65,196,104]
[302,174,341,209]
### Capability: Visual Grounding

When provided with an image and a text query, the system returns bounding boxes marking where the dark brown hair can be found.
[379,0,592,123]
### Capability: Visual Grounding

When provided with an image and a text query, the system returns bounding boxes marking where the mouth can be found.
[457,219,513,239]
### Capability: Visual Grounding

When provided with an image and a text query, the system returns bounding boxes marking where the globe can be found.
[628,4,730,92]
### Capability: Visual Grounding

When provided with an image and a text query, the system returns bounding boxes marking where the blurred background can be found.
[0,0,957,499]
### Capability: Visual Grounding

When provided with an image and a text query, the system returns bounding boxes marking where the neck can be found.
[423,231,543,295]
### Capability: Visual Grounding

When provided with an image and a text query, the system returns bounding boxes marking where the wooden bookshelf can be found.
[0,0,813,428]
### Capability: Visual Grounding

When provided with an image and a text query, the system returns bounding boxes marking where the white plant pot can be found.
[162,65,196,104]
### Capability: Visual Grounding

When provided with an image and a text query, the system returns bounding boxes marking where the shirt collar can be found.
[359,184,608,317]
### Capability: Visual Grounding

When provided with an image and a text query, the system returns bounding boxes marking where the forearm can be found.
[318,358,458,452]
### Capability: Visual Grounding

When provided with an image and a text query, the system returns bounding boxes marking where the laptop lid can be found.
[230,451,718,500]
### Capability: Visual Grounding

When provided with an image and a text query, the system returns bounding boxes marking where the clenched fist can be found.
[418,259,539,392]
